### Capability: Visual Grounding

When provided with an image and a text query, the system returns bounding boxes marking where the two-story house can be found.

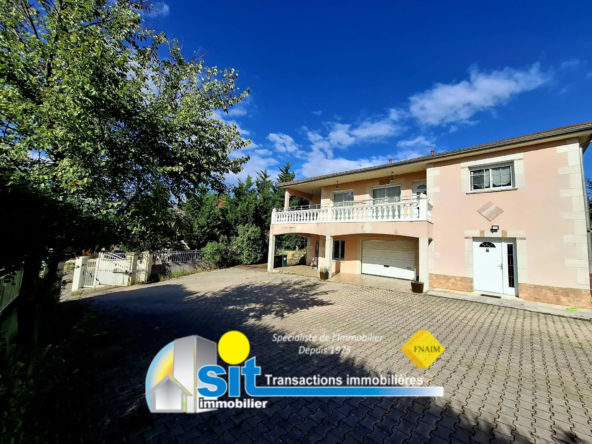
[268,122,592,308]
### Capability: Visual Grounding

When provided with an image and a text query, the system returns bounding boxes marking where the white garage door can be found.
[361,241,416,280]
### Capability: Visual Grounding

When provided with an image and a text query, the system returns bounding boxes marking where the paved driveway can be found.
[69,268,592,443]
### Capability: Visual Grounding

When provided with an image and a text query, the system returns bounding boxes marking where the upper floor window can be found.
[333,191,354,206]
[372,186,401,204]
[414,183,427,197]
[470,164,513,191]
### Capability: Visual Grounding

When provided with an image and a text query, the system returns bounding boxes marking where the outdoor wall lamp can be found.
[390,172,394,183]
[491,225,499,233]
[336,181,339,190]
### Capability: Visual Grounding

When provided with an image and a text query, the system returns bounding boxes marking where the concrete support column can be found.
[284,189,291,210]
[324,235,334,278]
[419,237,430,291]
[267,233,276,271]
[71,256,88,291]
[306,237,314,266]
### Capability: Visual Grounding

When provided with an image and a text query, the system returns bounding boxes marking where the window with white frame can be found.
[333,191,354,206]
[333,240,345,261]
[372,186,401,204]
[470,164,513,191]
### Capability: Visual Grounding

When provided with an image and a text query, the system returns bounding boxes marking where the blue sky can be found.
[146,1,592,183]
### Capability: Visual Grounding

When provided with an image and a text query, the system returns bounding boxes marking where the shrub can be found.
[202,236,234,268]
[231,224,265,265]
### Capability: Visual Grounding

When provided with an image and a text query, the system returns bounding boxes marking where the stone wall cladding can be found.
[519,283,591,309]
[430,274,473,292]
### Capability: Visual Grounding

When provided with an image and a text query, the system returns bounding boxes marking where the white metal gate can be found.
[82,259,97,288]
[95,253,133,286]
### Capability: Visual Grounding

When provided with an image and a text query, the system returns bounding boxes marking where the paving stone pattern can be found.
[72,268,592,443]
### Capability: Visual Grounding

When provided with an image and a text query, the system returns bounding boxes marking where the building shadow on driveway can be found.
[49,277,581,444]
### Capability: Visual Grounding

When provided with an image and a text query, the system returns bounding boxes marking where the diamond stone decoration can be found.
[478,201,504,222]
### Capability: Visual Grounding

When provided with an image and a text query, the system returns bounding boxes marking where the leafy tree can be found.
[274,162,309,250]
[277,161,296,184]
[254,169,278,230]
[0,0,250,343]
[181,188,229,249]
[177,162,312,257]
[231,224,265,265]
[223,175,259,231]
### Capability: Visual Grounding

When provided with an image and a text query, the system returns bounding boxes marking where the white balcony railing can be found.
[271,195,432,224]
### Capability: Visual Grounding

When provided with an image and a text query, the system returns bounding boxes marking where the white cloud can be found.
[302,110,403,159]
[226,96,252,116]
[142,2,170,18]
[561,59,581,69]
[243,140,259,150]
[392,149,429,161]
[227,151,279,183]
[254,148,272,156]
[159,3,170,16]
[297,141,435,179]
[209,113,251,137]
[351,120,400,139]
[409,63,551,125]
[397,136,435,148]
[227,107,247,117]
[312,110,322,115]
[226,120,250,136]
[297,147,389,178]
[328,124,356,147]
[267,133,300,153]
[388,108,406,121]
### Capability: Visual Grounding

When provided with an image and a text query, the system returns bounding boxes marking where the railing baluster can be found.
[270,199,432,225]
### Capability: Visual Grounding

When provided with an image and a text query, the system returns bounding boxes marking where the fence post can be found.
[418,193,427,220]
[72,256,88,291]
[127,253,138,286]
[138,251,153,283]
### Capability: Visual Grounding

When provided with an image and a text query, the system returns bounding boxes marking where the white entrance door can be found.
[361,240,416,280]
[473,238,517,296]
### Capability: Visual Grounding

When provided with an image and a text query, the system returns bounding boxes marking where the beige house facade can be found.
[268,122,592,308]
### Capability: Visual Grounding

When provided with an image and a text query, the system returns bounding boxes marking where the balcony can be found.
[271,195,432,225]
